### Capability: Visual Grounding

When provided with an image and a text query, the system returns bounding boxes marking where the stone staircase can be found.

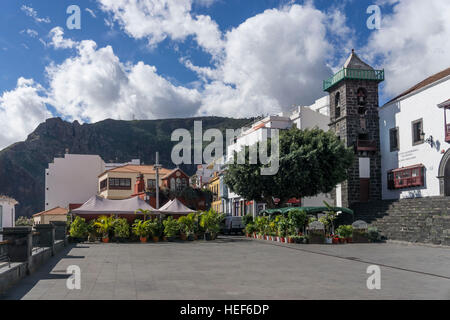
[350,196,450,245]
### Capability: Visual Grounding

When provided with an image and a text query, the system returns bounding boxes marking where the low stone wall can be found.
[0,238,68,294]
[351,196,450,245]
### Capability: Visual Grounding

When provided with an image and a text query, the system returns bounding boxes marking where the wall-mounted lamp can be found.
[425,135,434,147]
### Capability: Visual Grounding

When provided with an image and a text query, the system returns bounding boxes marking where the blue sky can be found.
[0,0,386,94]
[0,0,449,149]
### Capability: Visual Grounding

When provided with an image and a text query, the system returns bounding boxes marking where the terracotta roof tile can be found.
[387,67,450,104]
[33,207,68,217]
[100,165,172,176]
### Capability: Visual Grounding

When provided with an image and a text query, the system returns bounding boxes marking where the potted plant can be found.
[178,215,196,241]
[114,218,130,242]
[132,219,150,243]
[278,216,289,243]
[199,209,223,241]
[94,215,115,243]
[163,216,179,241]
[69,216,88,242]
[148,219,162,242]
[87,220,98,242]
[178,216,188,241]
[368,227,381,243]
[336,225,353,243]
[245,223,255,237]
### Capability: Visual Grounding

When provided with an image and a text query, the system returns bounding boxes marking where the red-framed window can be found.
[387,164,424,190]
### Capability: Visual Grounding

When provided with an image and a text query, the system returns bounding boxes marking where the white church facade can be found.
[379,68,450,200]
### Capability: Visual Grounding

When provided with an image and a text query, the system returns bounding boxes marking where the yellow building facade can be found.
[207,174,221,213]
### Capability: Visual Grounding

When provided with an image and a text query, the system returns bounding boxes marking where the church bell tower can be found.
[324,50,384,208]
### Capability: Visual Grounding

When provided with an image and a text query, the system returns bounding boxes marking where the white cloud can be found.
[0,78,50,150]
[98,0,224,56]
[364,0,450,97]
[195,4,334,117]
[45,30,201,122]
[49,27,77,49]
[21,5,51,24]
[194,0,218,8]
[20,29,38,38]
[85,8,97,18]
[6,0,450,150]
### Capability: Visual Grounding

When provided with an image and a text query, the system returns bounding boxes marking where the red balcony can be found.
[439,100,450,142]
[356,140,377,152]
[387,164,425,190]
[446,124,450,143]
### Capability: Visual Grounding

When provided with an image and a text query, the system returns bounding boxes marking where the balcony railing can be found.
[356,140,377,152]
[323,68,385,91]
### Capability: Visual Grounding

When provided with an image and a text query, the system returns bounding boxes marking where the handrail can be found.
[324,68,384,91]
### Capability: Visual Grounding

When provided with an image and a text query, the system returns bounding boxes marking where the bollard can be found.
[34,224,55,255]
[0,227,32,263]
[50,221,67,243]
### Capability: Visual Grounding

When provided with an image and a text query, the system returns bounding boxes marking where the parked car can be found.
[221,216,244,235]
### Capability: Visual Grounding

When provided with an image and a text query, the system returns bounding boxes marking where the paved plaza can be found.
[1,237,449,300]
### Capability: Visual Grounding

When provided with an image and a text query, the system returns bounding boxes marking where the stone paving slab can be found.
[1,237,449,300]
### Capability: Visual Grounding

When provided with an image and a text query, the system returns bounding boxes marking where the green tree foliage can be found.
[69,216,88,238]
[224,127,354,208]
[114,218,130,238]
[15,216,33,226]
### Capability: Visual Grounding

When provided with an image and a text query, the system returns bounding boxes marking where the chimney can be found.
[134,174,145,194]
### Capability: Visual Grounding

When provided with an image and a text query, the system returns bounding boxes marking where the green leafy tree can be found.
[224,127,354,208]
[69,216,88,238]
[15,216,33,226]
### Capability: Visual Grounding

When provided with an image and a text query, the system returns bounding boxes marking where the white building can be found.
[224,97,333,216]
[194,163,222,188]
[45,154,140,210]
[0,196,17,240]
[379,67,450,199]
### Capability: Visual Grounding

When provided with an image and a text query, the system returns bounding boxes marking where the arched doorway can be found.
[438,149,450,196]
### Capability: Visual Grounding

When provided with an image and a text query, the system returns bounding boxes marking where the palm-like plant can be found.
[132,219,150,238]
[135,209,152,221]
[199,209,224,236]
[94,215,115,239]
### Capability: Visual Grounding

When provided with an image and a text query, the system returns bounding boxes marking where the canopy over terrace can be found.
[261,206,354,216]
[72,195,159,221]
[159,198,195,215]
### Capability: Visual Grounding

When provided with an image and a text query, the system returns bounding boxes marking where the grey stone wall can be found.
[351,196,450,245]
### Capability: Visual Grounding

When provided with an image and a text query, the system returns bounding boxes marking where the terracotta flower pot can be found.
[180,233,187,241]
[140,237,147,243]
[152,236,159,242]
[102,237,109,243]
[332,238,339,244]
[288,237,294,244]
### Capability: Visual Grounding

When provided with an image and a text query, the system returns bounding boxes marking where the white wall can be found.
[0,198,16,241]
[380,76,450,199]
[45,154,106,210]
